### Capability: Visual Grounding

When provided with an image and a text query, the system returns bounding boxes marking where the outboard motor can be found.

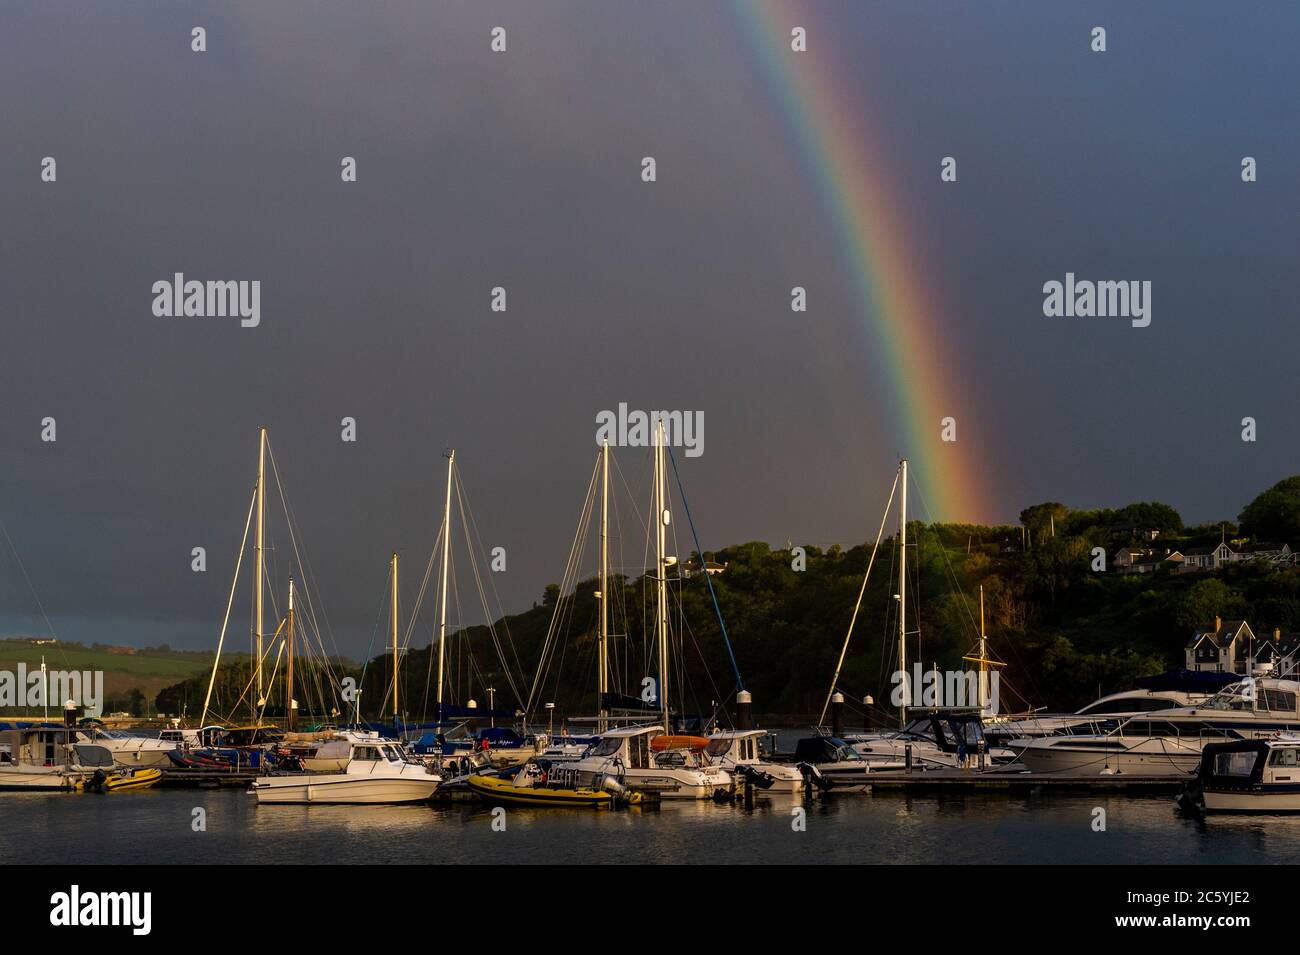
[798,762,833,793]
[735,764,776,790]
[597,774,628,795]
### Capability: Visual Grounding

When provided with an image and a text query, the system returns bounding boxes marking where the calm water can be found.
[1,787,1296,864]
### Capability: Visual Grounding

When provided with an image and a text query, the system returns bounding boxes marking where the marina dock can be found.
[159,768,262,789]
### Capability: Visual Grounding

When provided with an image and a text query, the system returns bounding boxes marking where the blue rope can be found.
[665,445,745,692]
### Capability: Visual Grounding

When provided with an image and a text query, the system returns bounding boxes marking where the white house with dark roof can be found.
[1177,541,1293,574]
[1185,617,1257,674]
[1177,543,1236,573]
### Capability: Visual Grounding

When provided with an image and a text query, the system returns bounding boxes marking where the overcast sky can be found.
[2,1,1298,654]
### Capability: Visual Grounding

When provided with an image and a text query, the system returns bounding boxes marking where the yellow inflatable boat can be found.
[74,768,164,793]
[466,772,641,808]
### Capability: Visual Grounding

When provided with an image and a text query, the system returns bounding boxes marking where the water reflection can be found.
[6,787,1300,864]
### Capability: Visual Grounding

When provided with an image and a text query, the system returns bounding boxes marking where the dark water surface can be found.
[0,787,1293,864]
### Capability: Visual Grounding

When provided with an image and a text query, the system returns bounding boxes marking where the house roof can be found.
[1185,619,1251,649]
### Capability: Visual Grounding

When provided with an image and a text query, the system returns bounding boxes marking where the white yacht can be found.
[251,738,442,804]
[550,725,731,800]
[845,709,1017,770]
[789,735,879,785]
[78,724,179,767]
[986,687,1217,746]
[1016,678,1300,776]
[706,729,803,793]
[0,727,115,791]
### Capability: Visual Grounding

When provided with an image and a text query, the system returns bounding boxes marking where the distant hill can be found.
[0,639,213,715]
[352,479,1300,725]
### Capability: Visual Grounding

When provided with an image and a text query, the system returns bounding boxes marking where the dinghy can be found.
[466,760,643,808]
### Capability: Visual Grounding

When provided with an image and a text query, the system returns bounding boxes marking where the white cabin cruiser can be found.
[789,735,881,785]
[0,727,115,792]
[550,725,731,800]
[252,739,442,804]
[78,724,179,767]
[706,730,803,794]
[1181,735,1300,813]
[845,709,1017,770]
[1017,678,1300,777]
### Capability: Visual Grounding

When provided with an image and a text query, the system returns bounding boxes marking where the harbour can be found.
[3,5,1299,929]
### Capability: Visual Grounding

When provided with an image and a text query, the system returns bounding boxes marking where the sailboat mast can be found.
[655,421,670,733]
[898,458,908,728]
[286,576,295,731]
[598,440,610,733]
[255,426,267,709]
[979,584,987,712]
[391,551,400,721]
[436,450,455,729]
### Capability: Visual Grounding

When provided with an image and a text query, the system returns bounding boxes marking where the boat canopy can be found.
[1197,739,1270,790]
[72,744,115,768]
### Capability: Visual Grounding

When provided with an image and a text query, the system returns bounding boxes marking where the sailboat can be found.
[187,428,350,768]
[549,422,731,799]
[802,459,1012,780]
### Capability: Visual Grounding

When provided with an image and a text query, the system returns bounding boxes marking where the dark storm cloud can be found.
[1,1,1297,651]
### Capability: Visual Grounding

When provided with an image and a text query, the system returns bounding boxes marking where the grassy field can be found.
[0,638,215,712]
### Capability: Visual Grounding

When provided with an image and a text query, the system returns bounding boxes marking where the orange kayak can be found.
[651,735,709,752]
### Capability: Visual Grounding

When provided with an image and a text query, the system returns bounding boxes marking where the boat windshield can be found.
[705,738,733,757]
[1268,747,1300,767]
[896,718,936,741]
[1213,750,1259,776]
[588,737,623,758]
[1202,683,1299,714]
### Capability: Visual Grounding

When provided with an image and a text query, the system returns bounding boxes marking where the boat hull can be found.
[466,774,625,807]
[252,775,439,804]
[1202,787,1300,813]
[1018,742,1199,776]
[0,770,88,792]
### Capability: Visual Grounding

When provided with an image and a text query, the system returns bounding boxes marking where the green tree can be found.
[1238,476,1300,542]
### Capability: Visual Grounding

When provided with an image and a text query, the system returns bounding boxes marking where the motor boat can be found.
[787,735,880,786]
[1016,678,1300,776]
[984,669,1235,746]
[1180,735,1300,813]
[706,729,803,793]
[251,738,442,804]
[77,722,180,767]
[0,726,116,792]
[466,758,644,808]
[844,708,1017,770]
[548,725,731,800]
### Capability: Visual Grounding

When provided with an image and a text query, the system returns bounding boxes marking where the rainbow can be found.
[728,1,992,523]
